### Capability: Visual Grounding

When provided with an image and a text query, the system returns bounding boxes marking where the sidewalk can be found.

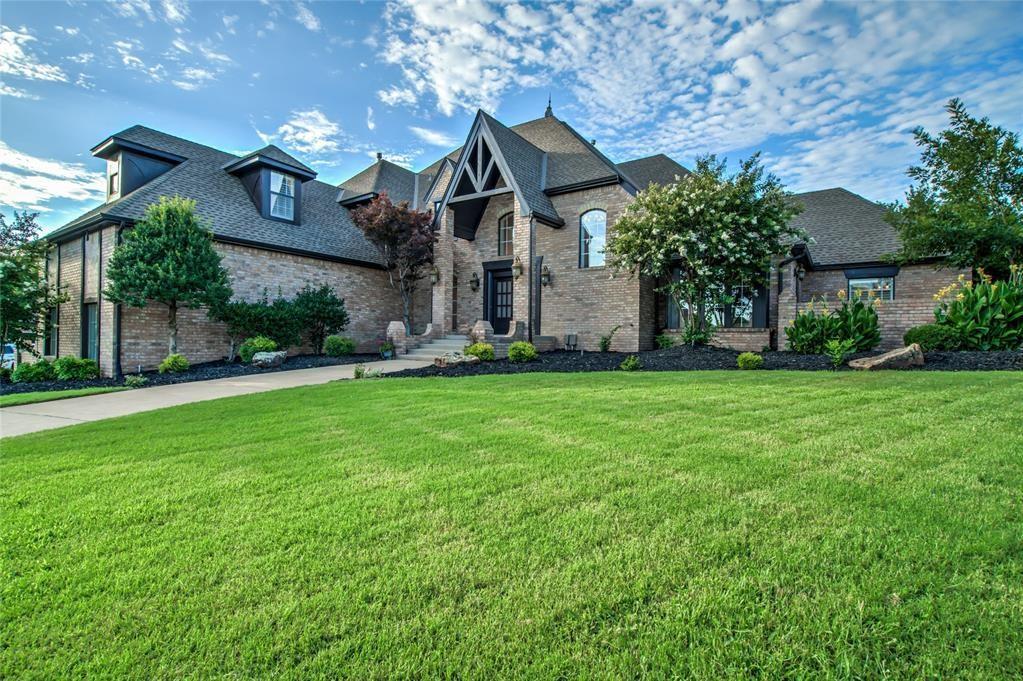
[0,358,430,439]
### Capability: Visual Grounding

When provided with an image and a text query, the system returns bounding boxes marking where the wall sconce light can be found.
[796,266,806,281]
[512,256,523,279]
[469,272,480,291]
[430,266,440,285]
[540,264,551,287]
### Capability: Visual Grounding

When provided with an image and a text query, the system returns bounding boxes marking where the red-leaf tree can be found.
[350,192,436,333]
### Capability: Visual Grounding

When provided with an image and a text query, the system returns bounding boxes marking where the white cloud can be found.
[161,0,189,24]
[0,82,40,99]
[294,3,321,31]
[0,141,105,212]
[262,108,342,155]
[364,150,417,169]
[409,125,457,147]
[377,85,416,107]
[0,25,68,83]
[170,38,191,53]
[366,106,375,131]
[111,0,157,22]
[222,14,239,34]
[172,66,215,91]
[68,52,94,64]
[198,44,232,64]
[113,39,165,81]
[54,26,80,36]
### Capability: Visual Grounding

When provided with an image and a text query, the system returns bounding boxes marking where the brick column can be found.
[511,201,532,334]
[776,261,799,350]
[430,207,455,336]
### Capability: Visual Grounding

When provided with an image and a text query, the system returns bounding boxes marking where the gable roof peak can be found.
[545,93,553,118]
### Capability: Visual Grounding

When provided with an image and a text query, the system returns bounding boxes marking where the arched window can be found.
[498,212,514,256]
[579,209,606,268]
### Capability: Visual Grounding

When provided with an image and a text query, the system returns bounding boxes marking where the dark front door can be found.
[489,271,513,334]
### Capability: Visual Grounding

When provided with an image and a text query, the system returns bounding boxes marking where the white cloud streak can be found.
[409,125,457,147]
[0,141,105,212]
[294,3,321,31]
[0,25,68,83]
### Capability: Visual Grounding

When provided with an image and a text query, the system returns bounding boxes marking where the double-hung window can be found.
[270,171,295,220]
[848,277,894,300]
[579,210,606,268]
[497,213,514,256]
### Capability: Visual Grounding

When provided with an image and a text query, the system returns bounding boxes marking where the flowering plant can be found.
[933,266,1023,350]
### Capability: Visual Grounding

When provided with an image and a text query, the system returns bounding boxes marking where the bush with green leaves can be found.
[53,356,99,381]
[934,267,1023,350]
[123,374,148,389]
[211,290,303,361]
[0,366,10,382]
[904,323,962,351]
[239,336,277,364]
[12,358,55,383]
[352,364,381,379]
[464,342,495,361]
[619,355,642,371]
[825,339,857,369]
[599,325,622,352]
[293,284,349,355]
[324,335,356,357]
[833,294,881,351]
[737,352,764,370]
[158,354,190,374]
[654,334,675,350]
[785,294,880,353]
[508,341,538,363]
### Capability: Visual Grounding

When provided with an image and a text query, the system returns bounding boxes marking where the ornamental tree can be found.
[886,98,1023,280]
[350,192,435,333]
[293,284,349,354]
[606,154,802,343]
[105,196,232,355]
[0,211,67,356]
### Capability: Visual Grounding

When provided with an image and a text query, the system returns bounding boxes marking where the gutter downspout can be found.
[528,216,535,342]
[112,222,125,379]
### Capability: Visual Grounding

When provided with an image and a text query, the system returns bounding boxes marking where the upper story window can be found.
[579,209,606,268]
[498,212,514,256]
[848,277,894,301]
[108,171,119,196]
[269,171,295,220]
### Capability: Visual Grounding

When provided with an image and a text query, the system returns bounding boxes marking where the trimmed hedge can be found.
[904,323,962,351]
[53,357,100,381]
[324,335,356,357]
[508,341,538,363]
[465,342,495,361]
[239,336,277,364]
[158,354,190,374]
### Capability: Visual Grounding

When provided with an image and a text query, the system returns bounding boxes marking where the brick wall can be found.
[57,237,82,359]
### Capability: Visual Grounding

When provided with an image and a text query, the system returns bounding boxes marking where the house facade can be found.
[40,105,965,376]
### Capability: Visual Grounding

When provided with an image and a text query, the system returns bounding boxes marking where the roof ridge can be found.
[111,123,242,160]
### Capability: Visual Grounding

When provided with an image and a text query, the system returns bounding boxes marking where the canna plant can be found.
[934,266,1023,350]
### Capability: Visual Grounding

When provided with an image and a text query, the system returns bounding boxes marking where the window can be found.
[269,171,295,220]
[728,282,754,328]
[664,270,764,329]
[44,308,58,356]
[82,303,98,361]
[579,209,606,268]
[498,213,514,256]
[848,277,894,301]
[109,171,119,196]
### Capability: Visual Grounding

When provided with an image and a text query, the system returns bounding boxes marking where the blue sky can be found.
[2,0,1021,232]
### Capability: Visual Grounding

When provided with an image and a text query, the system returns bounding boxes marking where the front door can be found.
[489,271,513,334]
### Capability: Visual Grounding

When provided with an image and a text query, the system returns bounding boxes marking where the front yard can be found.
[2,372,1021,678]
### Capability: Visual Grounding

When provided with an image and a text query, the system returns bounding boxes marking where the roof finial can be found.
[376,151,382,161]
[545,93,553,118]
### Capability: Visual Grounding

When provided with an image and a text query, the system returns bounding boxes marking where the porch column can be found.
[511,201,532,336]
[430,207,455,336]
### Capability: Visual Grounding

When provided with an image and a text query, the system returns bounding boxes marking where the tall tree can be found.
[350,192,435,334]
[0,211,67,356]
[887,98,1023,279]
[105,196,232,355]
[606,154,802,343]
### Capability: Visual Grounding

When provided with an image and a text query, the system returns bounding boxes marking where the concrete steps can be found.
[403,335,470,360]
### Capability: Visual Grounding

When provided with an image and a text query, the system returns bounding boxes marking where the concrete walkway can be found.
[0,358,430,439]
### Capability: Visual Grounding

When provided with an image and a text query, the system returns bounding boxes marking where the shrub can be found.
[680,324,714,347]
[785,301,841,354]
[239,335,277,364]
[599,325,622,352]
[0,366,10,382]
[158,354,190,374]
[825,338,857,369]
[379,341,395,356]
[53,356,100,381]
[123,374,148,389]
[785,294,880,353]
[904,323,962,351]
[11,358,55,383]
[324,335,356,357]
[352,364,381,379]
[465,342,495,361]
[834,293,881,351]
[293,284,349,354]
[737,352,764,370]
[654,334,676,350]
[619,355,642,371]
[508,341,538,363]
[211,290,303,360]
[934,267,1023,350]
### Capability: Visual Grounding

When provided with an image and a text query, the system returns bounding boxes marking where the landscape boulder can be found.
[848,344,925,370]
[251,351,287,369]
[433,353,481,368]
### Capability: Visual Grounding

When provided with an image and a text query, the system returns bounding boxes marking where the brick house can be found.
[40,104,964,375]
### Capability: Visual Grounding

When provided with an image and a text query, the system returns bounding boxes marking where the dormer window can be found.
[270,171,295,220]
[108,170,119,196]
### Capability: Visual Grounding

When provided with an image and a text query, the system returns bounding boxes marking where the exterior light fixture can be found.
[469,272,480,291]
[796,266,806,280]
[540,264,551,287]
[430,266,440,285]
[512,256,523,278]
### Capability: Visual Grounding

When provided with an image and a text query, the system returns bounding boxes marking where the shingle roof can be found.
[510,115,622,190]
[239,144,316,175]
[479,111,561,224]
[54,125,384,266]
[617,154,691,189]
[788,188,902,267]
[337,159,417,205]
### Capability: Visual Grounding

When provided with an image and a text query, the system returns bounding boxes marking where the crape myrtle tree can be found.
[350,192,435,334]
[886,98,1023,280]
[105,196,232,355]
[606,154,803,345]
[0,211,67,355]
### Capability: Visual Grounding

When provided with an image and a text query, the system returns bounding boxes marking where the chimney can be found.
[376,152,382,161]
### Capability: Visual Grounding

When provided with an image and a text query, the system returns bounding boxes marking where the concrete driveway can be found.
[0,358,430,439]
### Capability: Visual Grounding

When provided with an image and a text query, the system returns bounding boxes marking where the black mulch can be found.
[0,354,379,396]
[387,346,1023,378]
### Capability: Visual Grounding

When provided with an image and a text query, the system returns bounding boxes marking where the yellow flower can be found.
[837,288,847,299]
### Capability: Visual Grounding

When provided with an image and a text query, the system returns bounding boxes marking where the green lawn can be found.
[2,372,1021,678]
[0,386,126,408]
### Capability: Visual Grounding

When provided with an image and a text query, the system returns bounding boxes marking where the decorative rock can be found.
[433,353,481,368]
[251,351,287,369]
[848,344,924,370]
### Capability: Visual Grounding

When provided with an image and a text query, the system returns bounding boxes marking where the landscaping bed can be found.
[0,353,378,397]
[389,345,1023,378]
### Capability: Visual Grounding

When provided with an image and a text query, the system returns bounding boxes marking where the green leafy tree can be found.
[606,154,803,344]
[293,284,349,354]
[104,196,231,355]
[0,211,67,356]
[210,289,304,361]
[887,98,1023,279]
[351,192,435,334]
